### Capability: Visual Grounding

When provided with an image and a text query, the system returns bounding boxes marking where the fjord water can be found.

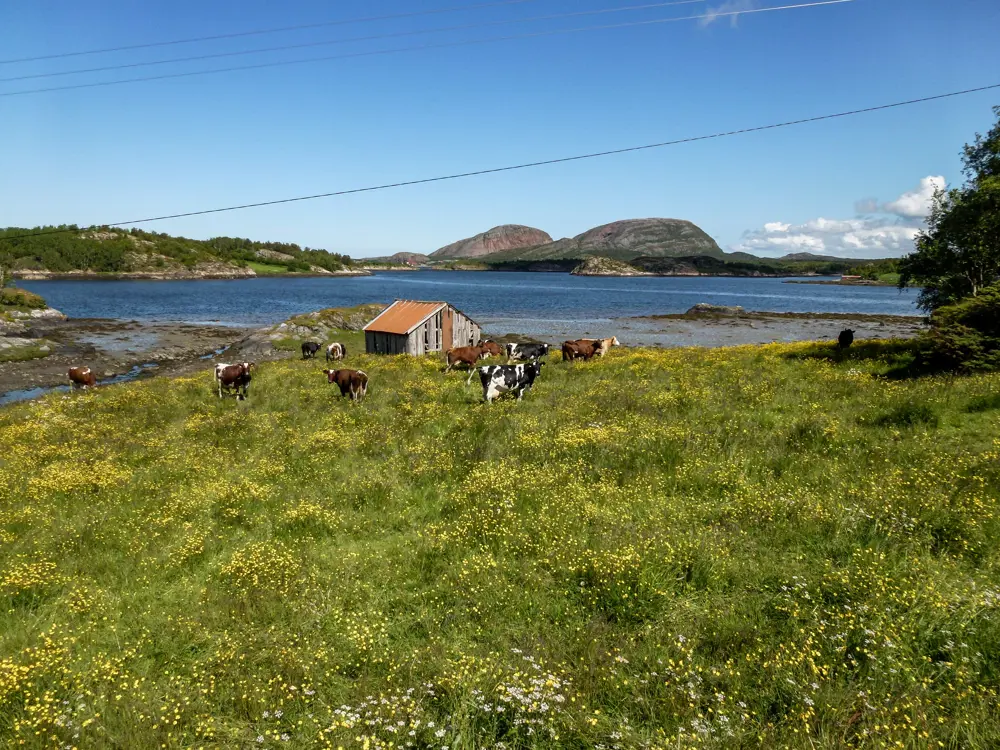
[21,271,921,331]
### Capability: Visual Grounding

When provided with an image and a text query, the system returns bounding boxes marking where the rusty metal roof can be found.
[363,300,446,335]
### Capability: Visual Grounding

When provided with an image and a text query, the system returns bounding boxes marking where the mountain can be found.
[430,225,553,259]
[480,219,724,262]
[778,252,850,262]
[364,252,430,265]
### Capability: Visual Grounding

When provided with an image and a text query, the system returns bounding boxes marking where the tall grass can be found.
[1,338,999,748]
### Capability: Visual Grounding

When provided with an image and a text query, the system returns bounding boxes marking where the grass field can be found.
[0,343,51,363]
[246,262,290,275]
[2,335,999,748]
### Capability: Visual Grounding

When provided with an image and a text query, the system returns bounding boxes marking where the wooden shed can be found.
[364,300,482,356]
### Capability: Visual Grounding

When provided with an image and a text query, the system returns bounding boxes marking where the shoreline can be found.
[0,309,928,402]
[14,269,372,281]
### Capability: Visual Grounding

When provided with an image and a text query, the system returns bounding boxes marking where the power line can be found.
[0,0,708,83]
[2,82,997,243]
[0,0,852,98]
[0,0,546,65]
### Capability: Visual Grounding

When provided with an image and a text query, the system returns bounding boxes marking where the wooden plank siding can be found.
[365,303,481,356]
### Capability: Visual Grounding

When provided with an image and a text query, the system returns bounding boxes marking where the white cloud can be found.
[699,0,757,28]
[881,175,945,218]
[729,176,944,259]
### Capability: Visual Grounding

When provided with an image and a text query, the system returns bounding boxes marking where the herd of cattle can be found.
[64,329,855,403]
[214,335,618,404]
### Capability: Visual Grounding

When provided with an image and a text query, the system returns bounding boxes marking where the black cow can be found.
[505,342,550,363]
[302,341,321,359]
[478,362,544,403]
[838,329,855,349]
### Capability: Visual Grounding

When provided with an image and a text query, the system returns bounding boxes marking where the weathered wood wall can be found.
[366,305,480,355]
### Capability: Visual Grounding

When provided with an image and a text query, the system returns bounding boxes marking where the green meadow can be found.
[2,335,999,748]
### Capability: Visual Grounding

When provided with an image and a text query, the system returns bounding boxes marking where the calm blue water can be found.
[20,272,921,329]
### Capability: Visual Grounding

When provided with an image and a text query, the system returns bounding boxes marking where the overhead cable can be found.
[2,82,996,242]
[0,0,854,97]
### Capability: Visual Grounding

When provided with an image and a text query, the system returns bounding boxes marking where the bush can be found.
[0,287,46,309]
[923,283,1000,372]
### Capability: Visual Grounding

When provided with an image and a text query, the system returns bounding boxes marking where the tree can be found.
[899,105,1000,311]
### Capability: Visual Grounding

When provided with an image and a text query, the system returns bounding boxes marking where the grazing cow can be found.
[505,342,550,363]
[325,342,347,362]
[216,362,254,400]
[479,362,544,403]
[838,329,855,349]
[302,341,321,359]
[579,336,620,357]
[445,345,490,383]
[323,368,369,402]
[562,339,605,362]
[68,366,97,388]
[480,339,503,358]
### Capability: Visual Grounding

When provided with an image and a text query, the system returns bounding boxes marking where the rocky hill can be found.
[1,226,363,279]
[481,219,724,262]
[570,256,651,276]
[430,225,553,259]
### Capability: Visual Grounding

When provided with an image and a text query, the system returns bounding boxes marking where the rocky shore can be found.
[14,266,371,281]
[1,302,929,403]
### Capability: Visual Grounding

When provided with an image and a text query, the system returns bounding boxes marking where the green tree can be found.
[899,105,1000,310]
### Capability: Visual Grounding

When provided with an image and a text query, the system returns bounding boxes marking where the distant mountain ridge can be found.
[430,225,553,259]
[442,218,725,263]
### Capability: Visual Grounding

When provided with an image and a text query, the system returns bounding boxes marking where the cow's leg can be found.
[465,366,477,385]
[218,380,223,398]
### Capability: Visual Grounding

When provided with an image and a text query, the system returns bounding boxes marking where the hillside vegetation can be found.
[0,226,354,276]
[2,337,1000,748]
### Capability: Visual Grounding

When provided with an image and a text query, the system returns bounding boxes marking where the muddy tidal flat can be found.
[0,318,251,395]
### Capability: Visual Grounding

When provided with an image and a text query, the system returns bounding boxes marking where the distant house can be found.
[363,300,481,356]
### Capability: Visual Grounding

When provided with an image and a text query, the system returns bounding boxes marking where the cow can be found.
[562,339,605,362]
[505,342,550,363]
[838,329,855,350]
[478,362,544,403]
[216,362,254,400]
[325,342,347,362]
[578,336,620,357]
[68,366,97,389]
[480,339,503,358]
[302,341,321,359]
[323,368,369,402]
[445,345,491,383]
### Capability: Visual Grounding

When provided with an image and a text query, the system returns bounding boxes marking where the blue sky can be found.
[1,0,998,258]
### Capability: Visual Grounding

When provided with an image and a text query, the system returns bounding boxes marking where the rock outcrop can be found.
[570,256,651,276]
[231,304,389,361]
[431,225,553,259]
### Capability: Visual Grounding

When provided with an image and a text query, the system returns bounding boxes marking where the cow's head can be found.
[609,337,620,347]
[322,369,338,383]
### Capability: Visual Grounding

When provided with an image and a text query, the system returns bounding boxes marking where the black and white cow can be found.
[478,362,544,403]
[302,341,322,359]
[505,342,550,363]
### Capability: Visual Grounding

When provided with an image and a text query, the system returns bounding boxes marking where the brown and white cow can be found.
[68,366,97,388]
[561,339,605,362]
[325,342,347,362]
[323,368,368,402]
[578,336,620,357]
[480,339,503,358]
[445,345,491,383]
[215,362,254,400]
